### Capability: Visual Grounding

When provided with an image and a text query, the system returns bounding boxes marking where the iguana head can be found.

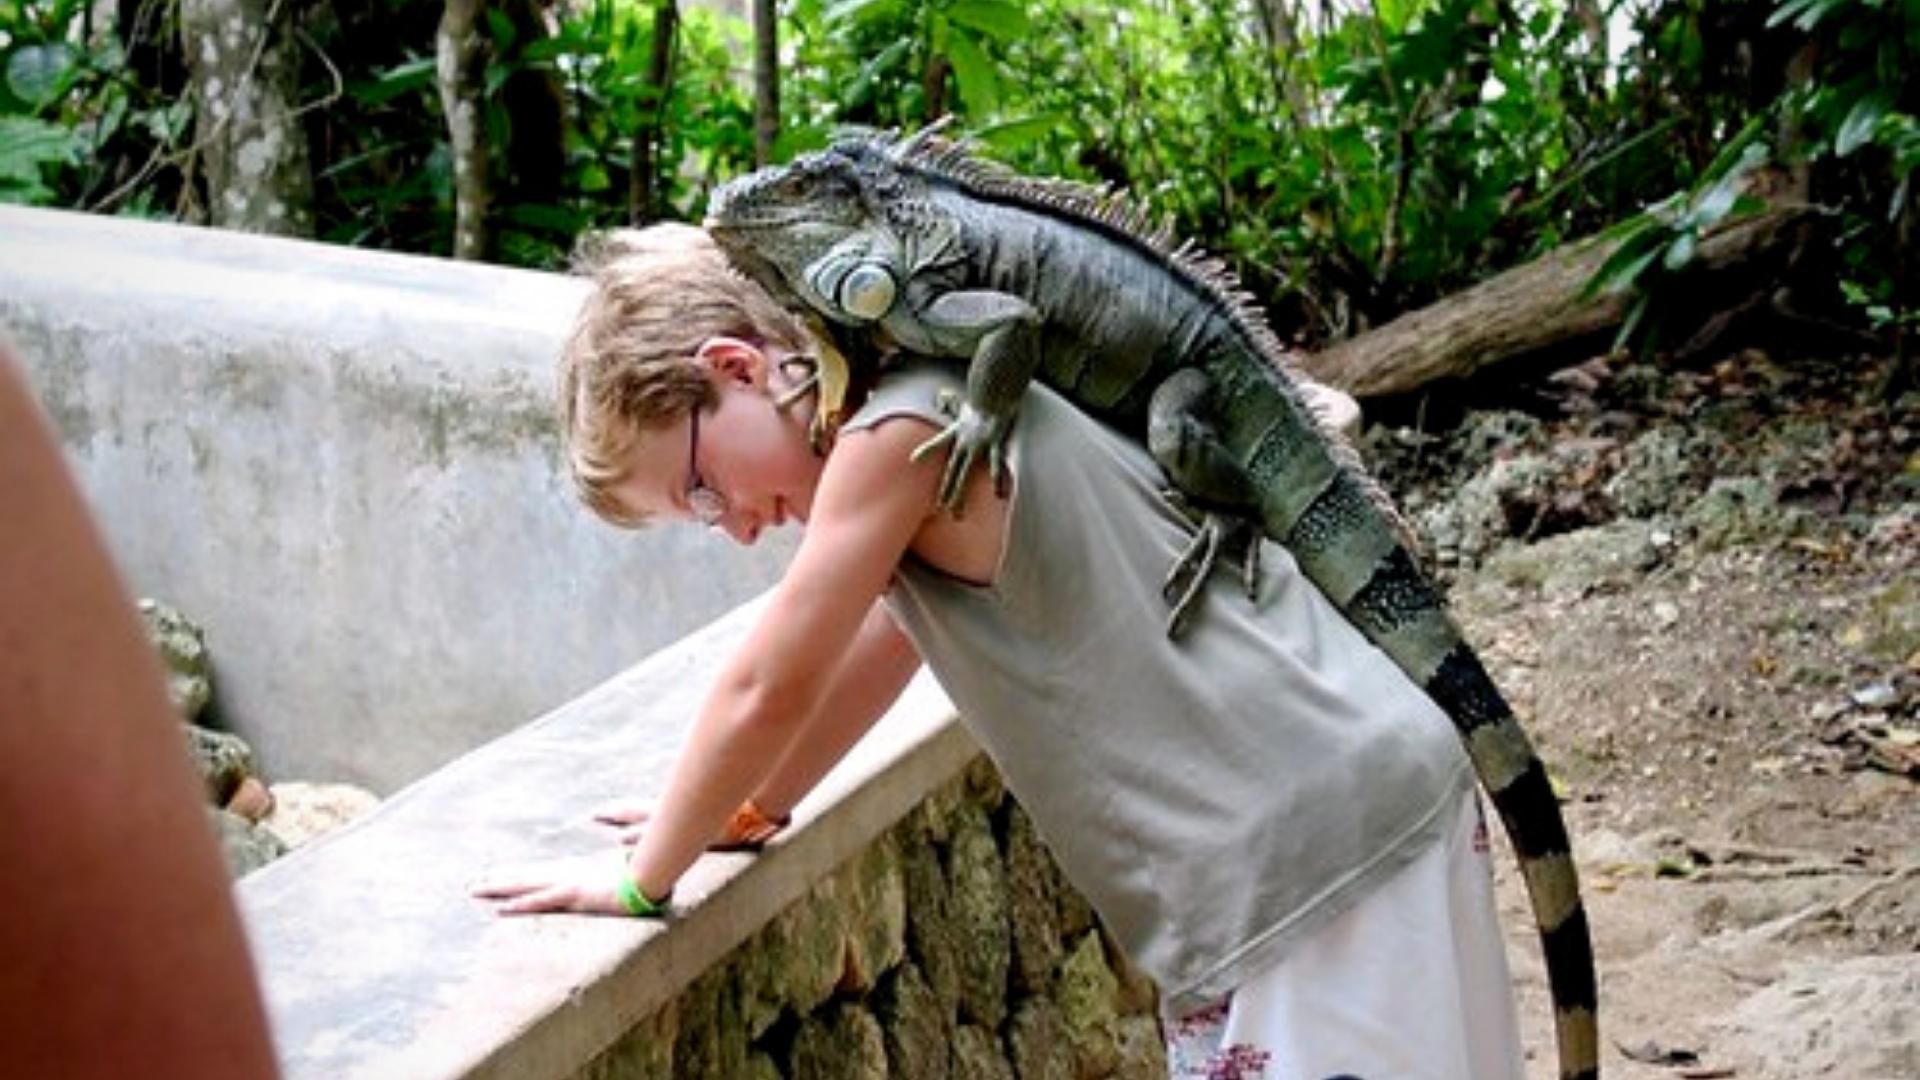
[705,137,937,325]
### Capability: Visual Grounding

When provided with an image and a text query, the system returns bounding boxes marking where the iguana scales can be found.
[705,126,1599,1080]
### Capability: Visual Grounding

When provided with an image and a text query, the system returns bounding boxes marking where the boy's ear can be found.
[694,337,767,387]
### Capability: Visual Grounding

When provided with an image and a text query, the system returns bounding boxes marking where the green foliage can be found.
[1584,0,1917,354]
[1583,115,1774,352]
[4,0,1912,357]
[0,0,191,212]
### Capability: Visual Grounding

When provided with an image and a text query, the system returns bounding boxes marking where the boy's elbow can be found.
[713,664,818,740]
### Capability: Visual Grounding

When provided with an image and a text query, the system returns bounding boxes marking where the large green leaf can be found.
[0,115,83,185]
[945,30,1000,114]
[351,57,437,107]
[846,37,912,105]
[824,0,904,28]
[1836,89,1894,156]
[975,113,1062,152]
[945,0,1029,41]
[1582,225,1666,298]
[5,43,76,107]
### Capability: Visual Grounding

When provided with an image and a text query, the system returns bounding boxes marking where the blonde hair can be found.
[557,223,814,526]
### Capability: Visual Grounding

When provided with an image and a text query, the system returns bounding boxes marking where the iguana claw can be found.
[911,392,1012,513]
[1159,491,1263,639]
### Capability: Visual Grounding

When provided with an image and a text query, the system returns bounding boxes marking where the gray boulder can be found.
[137,598,212,722]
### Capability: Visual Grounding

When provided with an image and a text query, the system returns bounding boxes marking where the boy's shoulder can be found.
[844,360,962,433]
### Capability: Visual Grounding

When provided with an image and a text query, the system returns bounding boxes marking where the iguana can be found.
[704,126,1599,1080]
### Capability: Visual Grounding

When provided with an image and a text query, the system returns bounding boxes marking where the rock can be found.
[1575,828,1664,874]
[138,598,214,721]
[1458,410,1549,471]
[1006,997,1075,1080]
[1606,427,1727,519]
[209,807,286,878]
[260,781,378,849]
[1055,930,1122,1078]
[839,835,908,993]
[1716,955,1919,1079]
[789,1003,886,1080]
[578,1007,676,1080]
[875,962,949,1080]
[948,800,1011,1028]
[1111,1014,1170,1080]
[763,871,851,1018]
[185,724,255,805]
[1006,807,1067,994]
[950,1023,1015,1080]
[1479,519,1664,599]
[899,822,963,1016]
[225,775,274,822]
[672,966,750,1080]
[1850,680,1899,709]
[1415,435,1624,568]
[1108,932,1161,1018]
[1682,476,1808,551]
[741,1052,780,1080]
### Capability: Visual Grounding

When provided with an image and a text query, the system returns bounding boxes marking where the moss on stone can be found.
[948,799,1011,1029]
[1006,806,1067,995]
[789,1003,886,1080]
[875,961,950,1080]
[1007,996,1075,1080]
[951,1023,1016,1080]
[1055,930,1121,1078]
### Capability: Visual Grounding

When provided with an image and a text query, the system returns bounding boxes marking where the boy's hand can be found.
[592,798,791,852]
[470,852,651,917]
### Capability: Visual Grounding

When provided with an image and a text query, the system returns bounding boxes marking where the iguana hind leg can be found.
[1148,369,1265,638]
[1159,491,1262,638]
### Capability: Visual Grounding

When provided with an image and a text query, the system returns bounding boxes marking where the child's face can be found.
[609,339,825,545]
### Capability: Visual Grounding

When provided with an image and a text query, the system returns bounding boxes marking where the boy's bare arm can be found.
[748,600,921,821]
[478,417,944,914]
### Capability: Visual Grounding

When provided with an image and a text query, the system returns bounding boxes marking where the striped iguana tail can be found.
[1232,371,1601,1080]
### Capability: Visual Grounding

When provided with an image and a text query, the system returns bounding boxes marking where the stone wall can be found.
[575,759,1168,1080]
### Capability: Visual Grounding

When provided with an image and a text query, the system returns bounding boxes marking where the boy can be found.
[475,225,1525,1080]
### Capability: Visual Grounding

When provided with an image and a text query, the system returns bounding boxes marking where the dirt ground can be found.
[1364,347,1918,1080]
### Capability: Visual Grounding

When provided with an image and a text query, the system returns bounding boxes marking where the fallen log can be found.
[1299,207,1814,399]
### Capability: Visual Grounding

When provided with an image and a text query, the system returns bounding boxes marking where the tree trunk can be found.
[1251,0,1313,124]
[749,0,778,166]
[500,0,566,206]
[629,0,678,225]
[436,0,491,260]
[180,0,314,235]
[921,52,949,124]
[1300,208,1812,398]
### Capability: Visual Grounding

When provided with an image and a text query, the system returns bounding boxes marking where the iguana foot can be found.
[910,392,1012,513]
[1159,491,1263,639]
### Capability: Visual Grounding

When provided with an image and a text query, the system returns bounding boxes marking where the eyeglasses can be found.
[685,407,728,526]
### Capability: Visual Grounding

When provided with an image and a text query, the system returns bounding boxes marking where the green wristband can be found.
[616,866,671,917]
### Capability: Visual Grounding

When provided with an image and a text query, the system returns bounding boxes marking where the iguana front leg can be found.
[900,285,1043,511]
[1148,369,1265,638]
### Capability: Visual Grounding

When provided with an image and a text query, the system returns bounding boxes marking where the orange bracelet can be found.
[712,799,791,852]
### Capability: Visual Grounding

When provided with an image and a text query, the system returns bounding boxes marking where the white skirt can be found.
[1165,791,1527,1080]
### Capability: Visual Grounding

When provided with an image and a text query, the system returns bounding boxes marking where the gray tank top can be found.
[845,363,1471,1013]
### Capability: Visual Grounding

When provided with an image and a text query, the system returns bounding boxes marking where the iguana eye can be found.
[839,263,896,320]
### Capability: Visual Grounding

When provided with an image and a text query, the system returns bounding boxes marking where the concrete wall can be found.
[0,206,799,791]
[239,599,1166,1080]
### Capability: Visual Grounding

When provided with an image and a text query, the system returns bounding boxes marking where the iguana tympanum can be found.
[704,126,1599,1080]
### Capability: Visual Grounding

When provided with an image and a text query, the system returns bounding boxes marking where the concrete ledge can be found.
[0,207,798,789]
[239,596,977,1080]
